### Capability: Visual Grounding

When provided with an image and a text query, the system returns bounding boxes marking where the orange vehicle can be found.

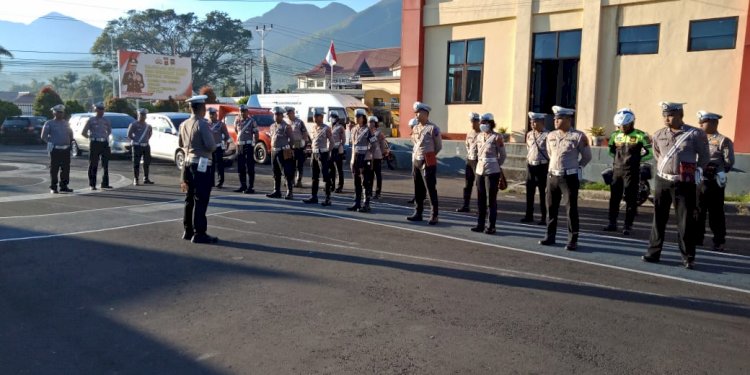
[205,104,274,164]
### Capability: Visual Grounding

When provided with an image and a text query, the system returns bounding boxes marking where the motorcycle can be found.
[601,163,652,206]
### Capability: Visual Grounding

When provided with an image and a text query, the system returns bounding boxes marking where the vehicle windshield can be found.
[253,114,274,127]
[2,118,29,126]
[329,107,347,121]
[167,115,190,129]
[106,115,137,129]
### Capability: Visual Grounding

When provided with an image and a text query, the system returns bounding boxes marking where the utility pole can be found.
[108,34,117,98]
[249,58,254,94]
[254,24,272,94]
[243,61,247,96]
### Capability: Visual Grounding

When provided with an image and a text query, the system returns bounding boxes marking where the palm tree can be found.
[0,45,13,72]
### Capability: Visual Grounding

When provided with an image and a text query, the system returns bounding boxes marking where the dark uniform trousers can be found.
[88,140,110,187]
[352,154,372,204]
[236,144,255,189]
[271,151,295,193]
[462,160,477,208]
[647,177,697,262]
[371,158,383,195]
[311,152,331,198]
[49,149,71,190]
[330,149,345,189]
[476,172,500,229]
[183,163,213,235]
[132,145,151,181]
[697,178,726,246]
[413,164,439,217]
[525,163,548,220]
[211,147,224,186]
[545,174,580,243]
[608,168,640,228]
[293,148,306,183]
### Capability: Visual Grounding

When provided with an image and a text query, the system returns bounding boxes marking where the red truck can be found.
[205,104,274,164]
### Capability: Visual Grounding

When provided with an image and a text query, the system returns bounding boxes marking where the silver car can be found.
[147,112,236,169]
[69,112,137,157]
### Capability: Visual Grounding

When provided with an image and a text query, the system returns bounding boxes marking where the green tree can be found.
[33,86,64,119]
[236,96,249,105]
[0,45,12,72]
[199,85,218,104]
[0,100,22,124]
[78,74,110,104]
[262,56,271,94]
[251,79,261,95]
[90,9,253,89]
[105,97,135,118]
[153,96,179,113]
[220,77,241,97]
[64,100,86,117]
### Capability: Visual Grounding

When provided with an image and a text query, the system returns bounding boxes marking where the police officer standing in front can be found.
[329,112,346,193]
[286,107,311,188]
[179,95,218,244]
[603,108,652,235]
[643,102,709,269]
[539,106,592,250]
[407,102,442,225]
[521,112,550,224]
[233,105,258,194]
[266,106,296,199]
[207,107,231,189]
[367,115,390,200]
[41,104,74,194]
[348,109,375,212]
[696,110,734,252]
[303,108,334,206]
[127,108,154,186]
[471,113,506,234]
[456,112,480,212]
[81,102,112,190]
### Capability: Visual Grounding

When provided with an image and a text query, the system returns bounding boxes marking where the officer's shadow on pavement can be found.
[217,239,750,319]
[0,224,312,374]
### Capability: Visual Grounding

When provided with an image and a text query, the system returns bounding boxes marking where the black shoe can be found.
[192,233,218,244]
[303,197,318,204]
[565,242,577,251]
[101,185,113,189]
[623,227,632,236]
[144,179,154,185]
[266,192,281,198]
[641,255,660,263]
[520,217,533,223]
[539,239,556,246]
[406,213,423,222]
[428,216,438,225]
[234,187,247,193]
[407,198,416,204]
[456,206,470,213]
[470,226,484,232]
[537,220,546,226]
[602,224,617,232]
[334,187,343,194]
[347,203,361,211]
[50,188,59,194]
[244,188,255,194]
[59,187,73,193]
[696,240,704,247]
[284,193,294,200]
[684,260,695,270]
[712,244,725,252]
[295,181,303,188]
[485,227,496,235]
[133,178,139,186]
[182,231,194,240]
[373,193,381,200]
[90,186,97,191]
[321,199,332,207]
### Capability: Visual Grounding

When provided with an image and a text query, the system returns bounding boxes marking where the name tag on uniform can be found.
[197,157,209,173]
[369,136,378,143]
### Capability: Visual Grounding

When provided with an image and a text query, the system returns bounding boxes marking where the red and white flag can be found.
[325,41,337,67]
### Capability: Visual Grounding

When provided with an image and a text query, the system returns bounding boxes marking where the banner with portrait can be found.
[118,50,193,100]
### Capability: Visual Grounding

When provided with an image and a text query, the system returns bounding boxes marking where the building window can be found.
[316,80,325,88]
[373,98,385,107]
[689,17,738,51]
[618,24,659,55]
[307,80,315,88]
[533,30,582,60]
[446,38,484,104]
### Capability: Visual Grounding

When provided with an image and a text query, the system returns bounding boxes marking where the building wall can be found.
[403,0,750,151]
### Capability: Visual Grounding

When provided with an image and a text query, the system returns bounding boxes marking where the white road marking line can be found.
[215,215,257,225]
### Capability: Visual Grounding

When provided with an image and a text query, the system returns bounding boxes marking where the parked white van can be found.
[246,93,368,127]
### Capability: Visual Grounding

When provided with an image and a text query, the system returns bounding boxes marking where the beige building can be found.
[400,0,750,151]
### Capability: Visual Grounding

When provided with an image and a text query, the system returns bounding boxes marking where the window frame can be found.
[445,38,485,105]
[688,16,739,52]
[617,24,660,55]
[532,29,582,60]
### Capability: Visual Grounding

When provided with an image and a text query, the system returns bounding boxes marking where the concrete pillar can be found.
[510,0,533,141]
[734,4,750,153]
[399,0,425,138]
[576,0,603,131]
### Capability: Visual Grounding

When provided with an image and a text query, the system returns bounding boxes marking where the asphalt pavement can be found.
[1,143,749,374]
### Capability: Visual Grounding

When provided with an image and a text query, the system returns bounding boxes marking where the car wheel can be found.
[254,142,269,164]
[70,140,81,157]
[175,149,185,170]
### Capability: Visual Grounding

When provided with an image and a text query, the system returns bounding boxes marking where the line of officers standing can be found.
[455,101,732,270]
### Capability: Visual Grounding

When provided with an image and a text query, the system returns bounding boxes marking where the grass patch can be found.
[580,181,610,191]
[725,193,750,204]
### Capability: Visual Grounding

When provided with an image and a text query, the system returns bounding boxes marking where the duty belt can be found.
[238,140,253,145]
[272,146,290,152]
[480,157,497,162]
[657,172,680,182]
[313,148,329,153]
[188,157,212,166]
[353,146,369,152]
[53,145,70,150]
[528,160,549,166]
[92,137,107,142]
[467,156,477,161]
[550,168,578,176]
[134,143,148,147]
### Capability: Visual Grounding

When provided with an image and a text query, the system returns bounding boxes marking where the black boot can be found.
[407,208,423,221]
[359,197,371,213]
[321,183,332,206]
[304,179,319,203]
[566,233,579,251]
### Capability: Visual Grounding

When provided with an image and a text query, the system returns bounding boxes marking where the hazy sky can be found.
[3,0,381,28]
